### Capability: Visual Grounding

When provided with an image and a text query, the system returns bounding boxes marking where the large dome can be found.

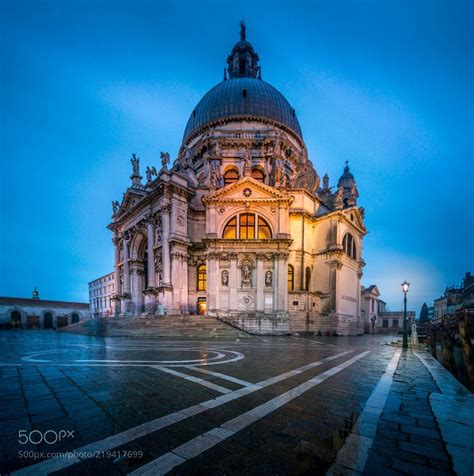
[183,78,303,142]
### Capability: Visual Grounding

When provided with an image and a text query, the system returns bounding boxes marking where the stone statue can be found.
[183,146,193,167]
[154,251,163,284]
[209,169,219,189]
[348,183,359,206]
[112,200,120,215]
[146,166,157,182]
[160,152,170,170]
[243,149,252,169]
[221,270,229,286]
[131,154,140,175]
[334,186,344,209]
[241,264,252,287]
[265,271,272,286]
[323,173,329,191]
[212,138,221,158]
[274,164,286,188]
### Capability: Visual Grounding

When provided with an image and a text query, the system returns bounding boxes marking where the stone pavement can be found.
[0,330,472,475]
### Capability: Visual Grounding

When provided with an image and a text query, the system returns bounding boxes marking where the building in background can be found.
[89,272,115,318]
[361,284,415,334]
[434,272,473,319]
[0,289,89,329]
[104,23,367,335]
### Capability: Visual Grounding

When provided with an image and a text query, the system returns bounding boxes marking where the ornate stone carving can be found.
[112,201,120,216]
[154,251,163,283]
[221,270,229,286]
[145,166,157,182]
[265,271,272,286]
[160,152,170,170]
[239,294,254,307]
[241,262,252,287]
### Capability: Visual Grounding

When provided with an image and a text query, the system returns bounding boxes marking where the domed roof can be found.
[337,163,355,188]
[183,77,303,141]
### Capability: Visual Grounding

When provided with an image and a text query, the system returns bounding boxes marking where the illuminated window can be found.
[222,216,237,239]
[342,233,357,260]
[197,264,207,291]
[240,213,255,239]
[224,169,239,186]
[288,265,295,291]
[222,214,272,240]
[251,168,265,182]
[257,217,271,239]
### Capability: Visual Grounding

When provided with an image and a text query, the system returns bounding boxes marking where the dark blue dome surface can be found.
[183,77,303,141]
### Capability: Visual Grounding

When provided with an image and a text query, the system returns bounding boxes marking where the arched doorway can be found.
[11,311,21,329]
[71,313,80,324]
[44,312,53,329]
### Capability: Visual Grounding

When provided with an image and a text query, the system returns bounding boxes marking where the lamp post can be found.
[401,280,410,349]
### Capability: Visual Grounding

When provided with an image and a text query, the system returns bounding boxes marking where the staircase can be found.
[62,314,252,339]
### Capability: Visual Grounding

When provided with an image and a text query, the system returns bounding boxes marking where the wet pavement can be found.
[0,330,472,475]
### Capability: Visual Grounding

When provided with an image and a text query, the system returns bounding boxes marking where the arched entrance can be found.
[130,232,148,314]
[71,313,80,324]
[44,312,53,329]
[11,311,22,329]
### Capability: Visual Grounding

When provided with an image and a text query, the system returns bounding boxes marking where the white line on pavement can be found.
[153,366,232,394]
[186,366,253,387]
[13,350,352,476]
[130,351,371,476]
[327,349,402,475]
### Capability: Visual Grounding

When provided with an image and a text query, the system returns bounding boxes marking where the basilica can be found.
[108,23,367,335]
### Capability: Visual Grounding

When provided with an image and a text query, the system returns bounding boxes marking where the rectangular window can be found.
[292,300,299,306]
[393,320,399,327]
[383,320,389,328]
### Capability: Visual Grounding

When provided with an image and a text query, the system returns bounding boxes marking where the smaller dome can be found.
[338,163,355,189]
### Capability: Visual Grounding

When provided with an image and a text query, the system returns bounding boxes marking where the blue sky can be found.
[0,0,472,312]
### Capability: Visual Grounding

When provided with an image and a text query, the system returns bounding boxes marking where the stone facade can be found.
[0,296,89,329]
[105,24,367,335]
[89,272,115,317]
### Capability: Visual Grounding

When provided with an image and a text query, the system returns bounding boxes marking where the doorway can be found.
[197,297,207,315]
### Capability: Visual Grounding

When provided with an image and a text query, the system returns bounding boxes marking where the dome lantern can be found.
[226,21,261,79]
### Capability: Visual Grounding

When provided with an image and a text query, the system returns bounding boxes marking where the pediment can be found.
[116,188,147,218]
[202,177,293,205]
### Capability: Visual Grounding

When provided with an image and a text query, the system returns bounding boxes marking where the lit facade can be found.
[106,24,367,335]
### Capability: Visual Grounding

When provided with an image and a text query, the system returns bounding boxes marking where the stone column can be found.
[112,235,122,317]
[180,254,189,314]
[229,253,238,311]
[161,204,171,285]
[146,220,155,288]
[256,253,265,312]
[121,237,131,315]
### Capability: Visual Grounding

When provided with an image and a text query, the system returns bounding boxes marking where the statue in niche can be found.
[243,148,252,169]
[209,169,219,189]
[241,263,252,287]
[212,138,221,158]
[154,251,163,284]
[265,271,272,286]
[274,164,286,188]
[221,270,229,286]
[160,152,170,170]
[131,153,140,175]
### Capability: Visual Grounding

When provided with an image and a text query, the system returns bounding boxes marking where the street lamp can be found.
[401,280,410,349]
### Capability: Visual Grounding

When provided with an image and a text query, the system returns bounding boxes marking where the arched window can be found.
[44,312,53,329]
[224,169,239,186]
[11,311,21,328]
[251,168,265,182]
[222,213,272,240]
[197,264,207,291]
[288,265,295,291]
[305,267,311,291]
[342,233,357,260]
